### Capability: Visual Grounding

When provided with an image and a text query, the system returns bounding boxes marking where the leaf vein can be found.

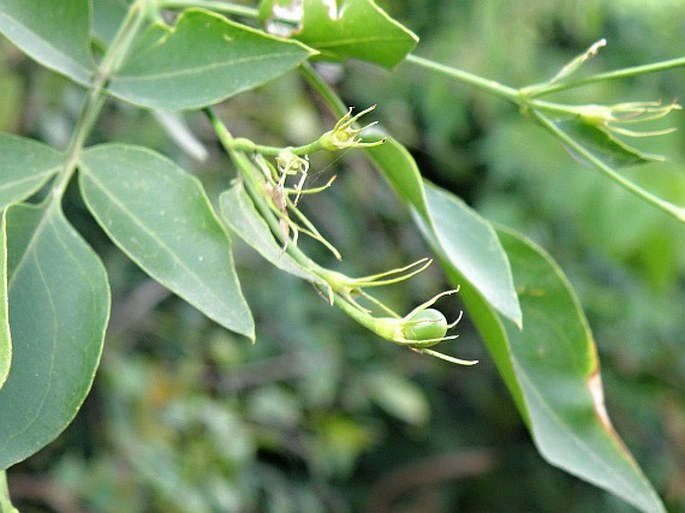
[81,167,228,312]
[113,50,306,83]
[514,363,654,506]
[0,11,91,81]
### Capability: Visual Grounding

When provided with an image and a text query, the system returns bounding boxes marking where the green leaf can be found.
[0,133,63,210]
[364,134,428,218]
[108,9,315,111]
[555,119,661,168]
[423,183,522,326]
[455,272,529,420]
[219,179,326,287]
[0,133,62,392]
[0,0,94,85]
[79,144,254,339]
[464,227,666,513]
[365,136,520,325]
[259,0,418,69]
[0,215,8,391]
[0,201,109,470]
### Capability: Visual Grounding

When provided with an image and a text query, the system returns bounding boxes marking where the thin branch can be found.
[532,109,685,223]
[405,54,519,102]
[529,55,685,97]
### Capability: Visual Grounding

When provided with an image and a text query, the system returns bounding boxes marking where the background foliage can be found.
[1,0,684,512]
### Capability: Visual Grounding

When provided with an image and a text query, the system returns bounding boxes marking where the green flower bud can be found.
[402,308,448,342]
[577,104,613,127]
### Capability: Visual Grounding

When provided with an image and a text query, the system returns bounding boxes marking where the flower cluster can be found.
[212,106,471,365]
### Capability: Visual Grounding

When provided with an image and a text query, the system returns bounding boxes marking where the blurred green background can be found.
[2,1,685,512]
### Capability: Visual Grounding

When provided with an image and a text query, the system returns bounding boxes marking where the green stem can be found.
[157,0,259,18]
[0,472,18,513]
[300,61,393,149]
[299,62,348,118]
[206,108,354,300]
[528,55,685,97]
[525,98,588,117]
[52,0,147,199]
[532,109,685,223]
[405,54,520,103]
[230,137,325,157]
[332,290,378,327]
[206,108,320,262]
[52,89,107,199]
[403,54,591,118]
[206,107,345,260]
[305,55,685,223]
[205,109,282,234]
[302,57,580,146]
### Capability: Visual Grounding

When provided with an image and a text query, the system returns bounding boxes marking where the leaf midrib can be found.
[310,34,410,49]
[0,10,91,82]
[2,212,59,450]
[513,358,660,511]
[80,166,230,317]
[112,50,306,83]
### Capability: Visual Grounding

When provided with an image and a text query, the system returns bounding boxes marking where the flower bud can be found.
[320,106,385,150]
[577,104,613,127]
[402,308,448,342]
